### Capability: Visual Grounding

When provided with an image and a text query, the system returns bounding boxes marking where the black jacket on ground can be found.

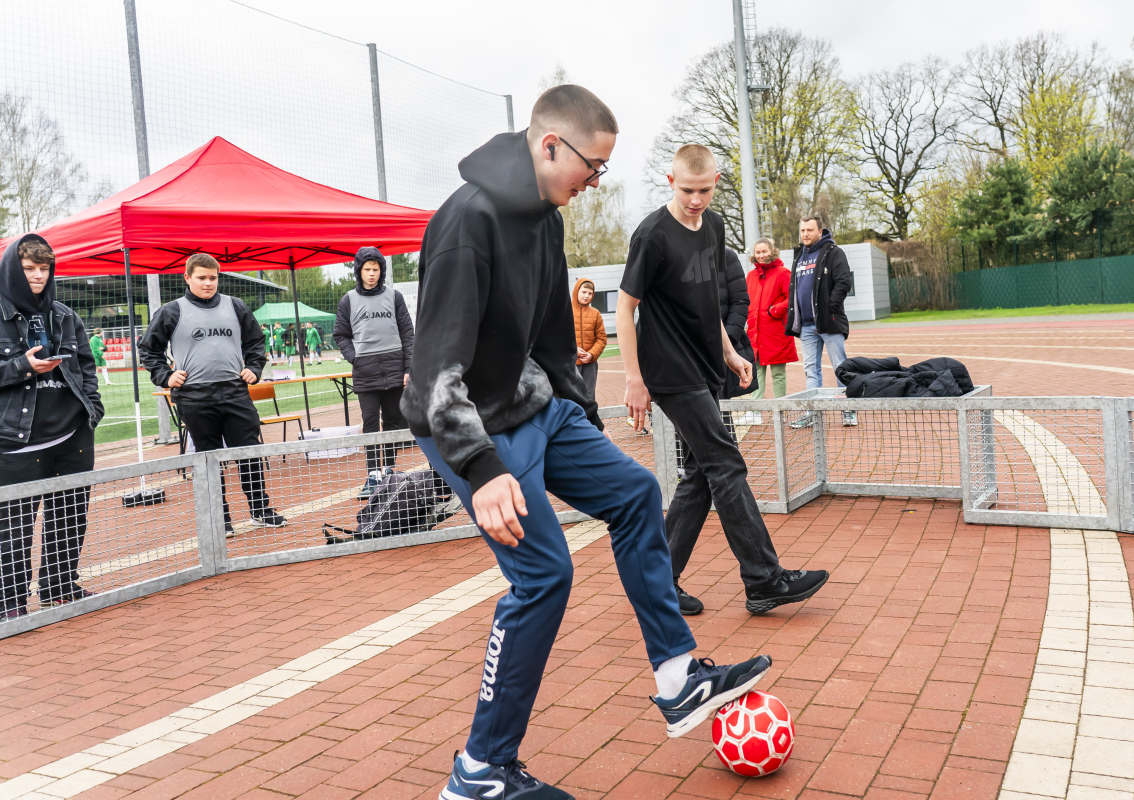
[400,130,601,494]
[718,248,755,399]
[785,230,852,338]
[834,356,974,398]
[333,246,415,392]
[0,234,104,446]
[139,288,267,405]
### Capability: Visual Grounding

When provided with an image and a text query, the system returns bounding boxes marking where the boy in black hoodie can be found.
[333,246,414,497]
[0,235,104,618]
[139,253,286,536]
[402,86,772,800]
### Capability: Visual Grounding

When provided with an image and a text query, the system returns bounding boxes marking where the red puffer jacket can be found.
[745,259,798,365]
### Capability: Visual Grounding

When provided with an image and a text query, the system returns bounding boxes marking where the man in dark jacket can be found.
[334,246,414,498]
[403,86,769,800]
[0,234,105,617]
[785,215,857,427]
[139,253,286,536]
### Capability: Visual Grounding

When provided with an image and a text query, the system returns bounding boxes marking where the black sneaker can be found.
[440,752,573,799]
[674,584,704,616]
[250,509,287,528]
[652,655,772,738]
[224,521,236,539]
[356,471,380,500]
[49,588,96,606]
[745,569,829,614]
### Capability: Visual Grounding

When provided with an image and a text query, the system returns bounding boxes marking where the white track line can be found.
[0,520,610,800]
[994,415,1134,799]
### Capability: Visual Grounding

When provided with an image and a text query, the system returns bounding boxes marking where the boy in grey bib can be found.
[333,246,415,499]
[139,253,287,535]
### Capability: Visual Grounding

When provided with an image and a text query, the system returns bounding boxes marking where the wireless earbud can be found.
[549,144,556,161]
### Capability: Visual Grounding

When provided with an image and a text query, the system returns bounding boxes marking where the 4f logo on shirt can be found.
[478,620,506,702]
[680,247,716,284]
[191,327,234,341]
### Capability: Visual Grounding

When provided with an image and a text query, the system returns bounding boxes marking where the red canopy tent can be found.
[0,135,432,273]
[0,137,434,462]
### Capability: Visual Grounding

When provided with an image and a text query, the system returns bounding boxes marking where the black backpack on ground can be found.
[323,469,460,543]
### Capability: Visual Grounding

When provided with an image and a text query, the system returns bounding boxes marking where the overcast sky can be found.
[243,0,1133,219]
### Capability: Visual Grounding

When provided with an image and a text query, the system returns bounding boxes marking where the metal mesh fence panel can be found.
[965,407,1107,517]
[823,409,961,494]
[0,456,201,620]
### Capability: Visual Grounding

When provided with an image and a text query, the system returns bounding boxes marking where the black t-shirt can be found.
[621,205,726,394]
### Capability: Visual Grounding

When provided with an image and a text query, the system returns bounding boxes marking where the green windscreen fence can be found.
[891,255,1134,311]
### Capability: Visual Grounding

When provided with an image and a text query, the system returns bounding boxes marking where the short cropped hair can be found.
[185,253,220,275]
[531,85,618,138]
[752,237,780,263]
[671,144,718,176]
[800,214,824,230]
[580,280,594,291]
[18,240,55,266]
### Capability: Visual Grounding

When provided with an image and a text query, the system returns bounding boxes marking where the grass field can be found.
[880,303,1134,324]
[94,357,354,446]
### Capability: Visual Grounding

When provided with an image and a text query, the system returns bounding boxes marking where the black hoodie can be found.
[332,246,414,392]
[399,130,602,493]
[0,234,103,447]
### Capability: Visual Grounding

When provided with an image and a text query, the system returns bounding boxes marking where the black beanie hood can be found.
[0,233,56,318]
[353,246,387,295]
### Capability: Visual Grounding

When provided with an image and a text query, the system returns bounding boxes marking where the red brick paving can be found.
[0,497,1052,799]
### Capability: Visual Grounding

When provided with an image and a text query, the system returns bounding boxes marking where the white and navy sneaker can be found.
[652,655,772,738]
[440,752,573,799]
[356,470,380,500]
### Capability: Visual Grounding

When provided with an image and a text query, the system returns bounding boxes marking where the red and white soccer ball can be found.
[711,691,795,777]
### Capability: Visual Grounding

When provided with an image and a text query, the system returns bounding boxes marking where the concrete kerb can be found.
[0,392,1130,640]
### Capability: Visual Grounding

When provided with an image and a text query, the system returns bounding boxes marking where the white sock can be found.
[654,653,694,699]
[460,751,490,772]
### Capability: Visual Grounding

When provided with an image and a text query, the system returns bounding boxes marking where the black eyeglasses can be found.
[558,136,609,183]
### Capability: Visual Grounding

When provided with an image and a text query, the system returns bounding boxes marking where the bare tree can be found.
[853,58,960,239]
[0,92,88,231]
[538,64,571,93]
[957,42,1016,157]
[562,179,629,268]
[1105,41,1134,153]
[645,29,854,250]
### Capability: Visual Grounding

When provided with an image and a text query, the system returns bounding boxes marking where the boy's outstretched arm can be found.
[617,290,650,431]
[403,243,527,547]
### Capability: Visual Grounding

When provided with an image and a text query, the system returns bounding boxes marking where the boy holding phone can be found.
[0,234,105,617]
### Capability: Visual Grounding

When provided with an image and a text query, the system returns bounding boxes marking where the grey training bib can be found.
[348,289,400,356]
[170,295,244,386]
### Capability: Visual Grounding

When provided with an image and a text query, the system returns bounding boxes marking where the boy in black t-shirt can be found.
[618,144,829,615]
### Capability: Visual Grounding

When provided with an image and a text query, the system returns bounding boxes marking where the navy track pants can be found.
[417,398,696,765]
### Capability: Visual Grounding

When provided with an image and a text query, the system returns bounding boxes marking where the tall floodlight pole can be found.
[732,0,759,256]
[124,0,173,445]
[367,43,388,202]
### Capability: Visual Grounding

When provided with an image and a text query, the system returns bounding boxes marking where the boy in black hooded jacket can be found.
[333,246,414,497]
[0,235,104,618]
[402,86,772,800]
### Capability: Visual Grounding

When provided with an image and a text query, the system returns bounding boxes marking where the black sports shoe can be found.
[652,655,772,738]
[250,509,287,528]
[440,752,573,799]
[674,584,704,616]
[224,521,236,539]
[745,569,829,614]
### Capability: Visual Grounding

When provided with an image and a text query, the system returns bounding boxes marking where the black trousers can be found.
[179,396,270,523]
[0,425,95,612]
[577,362,599,401]
[357,387,407,472]
[654,388,783,595]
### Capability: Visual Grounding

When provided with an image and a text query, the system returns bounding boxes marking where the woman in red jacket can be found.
[745,238,797,418]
